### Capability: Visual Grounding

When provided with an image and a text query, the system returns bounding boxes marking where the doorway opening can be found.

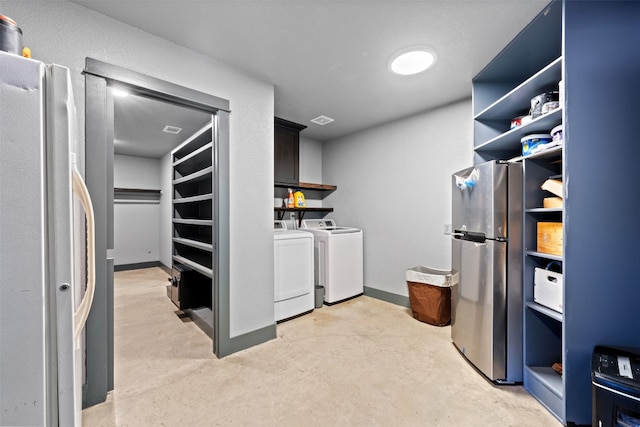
[112,90,211,273]
[83,58,230,408]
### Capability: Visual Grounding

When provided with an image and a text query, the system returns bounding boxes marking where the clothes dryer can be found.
[300,219,363,304]
[273,220,314,321]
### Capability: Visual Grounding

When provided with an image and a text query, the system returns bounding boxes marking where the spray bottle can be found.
[287,188,295,208]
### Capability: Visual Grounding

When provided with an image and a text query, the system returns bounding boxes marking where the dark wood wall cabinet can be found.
[274,117,306,186]
[273,118,337,224]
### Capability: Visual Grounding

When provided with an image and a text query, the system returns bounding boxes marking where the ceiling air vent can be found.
[310,115,334,126]
[162,125,182,135]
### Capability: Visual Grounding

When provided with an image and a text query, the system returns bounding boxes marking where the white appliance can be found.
[300,219,363,304]
[0,51,95,426]
[274,220,314,321]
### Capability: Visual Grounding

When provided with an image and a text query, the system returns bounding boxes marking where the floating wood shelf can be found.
[274,207,334,214]
[274,182,336,191]
[274,207,334,226]
[274,182,337,200]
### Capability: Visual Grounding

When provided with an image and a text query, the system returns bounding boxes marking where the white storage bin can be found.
[534,268,563,313]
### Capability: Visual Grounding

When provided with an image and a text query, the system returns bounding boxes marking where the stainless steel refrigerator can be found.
[450,160,522,383]
[0,50,95,426]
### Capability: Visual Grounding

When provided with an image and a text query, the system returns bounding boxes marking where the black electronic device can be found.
[592,346,640,427]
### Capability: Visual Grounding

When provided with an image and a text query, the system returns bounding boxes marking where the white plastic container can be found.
[534,268,563,313]
[521,133,552,156]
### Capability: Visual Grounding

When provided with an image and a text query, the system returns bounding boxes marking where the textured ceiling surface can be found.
[76,0,550,156]
[114,92,211,158]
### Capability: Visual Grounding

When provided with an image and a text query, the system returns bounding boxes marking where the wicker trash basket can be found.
[406,266,458,326]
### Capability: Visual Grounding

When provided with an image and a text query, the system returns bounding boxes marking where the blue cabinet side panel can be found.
[563,1,640,424]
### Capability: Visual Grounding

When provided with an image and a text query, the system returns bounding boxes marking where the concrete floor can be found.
[82,267,561,426]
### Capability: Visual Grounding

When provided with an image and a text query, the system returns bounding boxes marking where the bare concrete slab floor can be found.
[82,267,560,426]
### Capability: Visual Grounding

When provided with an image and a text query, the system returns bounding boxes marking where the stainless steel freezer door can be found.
[452,161,508,239]
[451,237,507,381]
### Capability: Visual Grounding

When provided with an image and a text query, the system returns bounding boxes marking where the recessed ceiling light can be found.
[162,125,182,135]
[389,46,437,75]
[310,115,334,126]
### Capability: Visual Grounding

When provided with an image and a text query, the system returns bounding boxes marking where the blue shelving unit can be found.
[472,1,640,425]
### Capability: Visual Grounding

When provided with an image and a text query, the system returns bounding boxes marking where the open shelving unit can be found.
[472,1,640,425]
[274,182,337,225]
[473,2,565,420]
[171,121,215,331]
[522,145,564,419]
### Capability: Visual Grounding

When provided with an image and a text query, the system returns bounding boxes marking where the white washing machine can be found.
[300,219,363,304]
[273,220,314,321]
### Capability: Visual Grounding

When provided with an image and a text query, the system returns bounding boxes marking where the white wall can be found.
[322,100,474,297]
[113,155,161,266]
[298,136,323,209]
[113,203,160,265]
[299,136,323,184]
[4,1,275,338]
[113,154,161,189]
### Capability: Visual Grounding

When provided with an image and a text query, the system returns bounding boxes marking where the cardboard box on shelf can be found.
[541,178,563,198]
[537,222,563,256]
[543,197,563,208]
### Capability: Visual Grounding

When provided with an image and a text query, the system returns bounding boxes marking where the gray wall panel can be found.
[323,100,473,299]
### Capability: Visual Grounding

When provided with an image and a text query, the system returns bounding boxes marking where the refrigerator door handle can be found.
[453,230,507,243]
[72,167,96,339]
[453,230,487,243]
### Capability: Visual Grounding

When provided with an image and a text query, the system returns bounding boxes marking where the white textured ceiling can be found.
[113,91,211,158]
[76,0,550,154]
